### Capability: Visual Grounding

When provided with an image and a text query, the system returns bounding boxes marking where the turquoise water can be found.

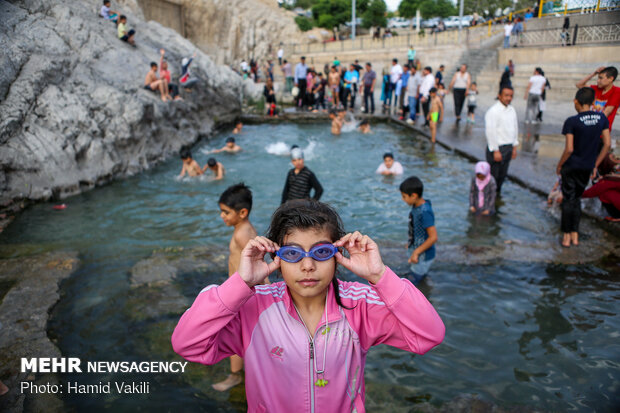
[1,122,619,412]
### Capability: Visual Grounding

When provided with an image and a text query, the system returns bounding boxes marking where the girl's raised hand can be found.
[334,232,385,285]
[238,236,280,288]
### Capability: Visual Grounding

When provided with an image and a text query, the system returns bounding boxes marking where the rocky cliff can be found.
[0,0,255,220]
[178,0,302,65]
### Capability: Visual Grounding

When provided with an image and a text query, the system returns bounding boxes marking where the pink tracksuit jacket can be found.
[172,266,445,412]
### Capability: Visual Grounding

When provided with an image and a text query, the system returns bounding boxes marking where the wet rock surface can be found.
[0,251,79,413]
[0,0,245,219]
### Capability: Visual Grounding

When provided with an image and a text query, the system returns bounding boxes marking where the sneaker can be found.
[406,119,414,124]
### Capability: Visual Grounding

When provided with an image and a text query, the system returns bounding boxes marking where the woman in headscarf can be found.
[469,161,497,215]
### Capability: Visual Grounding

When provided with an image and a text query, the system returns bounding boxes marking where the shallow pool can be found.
[1,122,618,412]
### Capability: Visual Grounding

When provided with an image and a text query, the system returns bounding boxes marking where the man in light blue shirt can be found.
[343,64,358,110]
[294,56,308,109]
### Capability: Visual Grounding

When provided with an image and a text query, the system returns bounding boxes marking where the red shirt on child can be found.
[590,84,620,130]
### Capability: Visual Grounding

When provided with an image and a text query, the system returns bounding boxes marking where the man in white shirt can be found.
[240,59,249,74]
[503,21,514,48]
[419,66,436,126]
[524,67,546,123]
[376,153,404,176]
[277,47,284,66]
[405,66,423,124]
[388,58,403,107]
[485,86,519,194]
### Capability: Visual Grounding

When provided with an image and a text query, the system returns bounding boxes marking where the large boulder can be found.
[0,0,246,210]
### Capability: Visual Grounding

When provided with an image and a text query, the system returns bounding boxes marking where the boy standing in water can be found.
[281,148,323,203]
[556,87,610,247]
[232,122,243,134]
[330,109,344,135]
[427,87,443,143]
[400,176,438,284]
[178,148,203,177]
[212,183,266,391]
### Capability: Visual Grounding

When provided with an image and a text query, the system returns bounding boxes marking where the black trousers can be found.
[342,88,351,109]
[364,86,374,113]
[453,88,466,118]
[485,144,514,194]
[297,79,307,108]
[421,98,430,125]
[560,167,591,233]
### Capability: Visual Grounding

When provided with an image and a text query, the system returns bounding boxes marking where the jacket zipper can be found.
[309,338,315,413]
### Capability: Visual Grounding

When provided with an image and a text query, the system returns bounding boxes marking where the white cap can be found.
[182,58,189,67]
[291,148,304,160]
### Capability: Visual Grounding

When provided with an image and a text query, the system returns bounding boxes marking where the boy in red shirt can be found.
[576,66,619,130]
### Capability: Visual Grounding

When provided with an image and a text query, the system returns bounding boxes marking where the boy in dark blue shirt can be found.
[400,176,438,284]
[556,87,611,247]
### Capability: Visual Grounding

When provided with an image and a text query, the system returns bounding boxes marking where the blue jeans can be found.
[503,36,510,48]
[408,96,417,120]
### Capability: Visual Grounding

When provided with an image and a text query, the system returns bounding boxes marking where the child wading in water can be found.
[556,87,611,247]
[427,87,443,143]
[466,82,478,124]
[178,148,203,178]
[212,183,268,391]
[400,176,438,284]
[469,161,496,215]
[172,200,445,411]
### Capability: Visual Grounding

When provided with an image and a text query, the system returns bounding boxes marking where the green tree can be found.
[398,0,422,19]
[295,16,314,31]
[295,0,317,9]
[362,0,387,29]
[419,0,457,18]
[312,0,351,29]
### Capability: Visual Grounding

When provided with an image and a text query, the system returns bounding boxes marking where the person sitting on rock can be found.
[117,15,135,46]
[159,49,181,100]
[144,61,171,102]
[100,0,118,23]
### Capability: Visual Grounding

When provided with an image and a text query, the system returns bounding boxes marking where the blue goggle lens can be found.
[277,244,337,263]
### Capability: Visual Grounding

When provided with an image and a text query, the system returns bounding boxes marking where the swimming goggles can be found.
[276,244,338,263]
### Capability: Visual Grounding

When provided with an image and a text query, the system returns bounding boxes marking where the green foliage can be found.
[295,15,314,31]
[362,0,387,29]
[399,0,457,18]
[420,0,457,18]
[295,0,317,9]
[386,11,396,18]
[398,0,421,18]
[312,0,351,29]
[463,0,512,16]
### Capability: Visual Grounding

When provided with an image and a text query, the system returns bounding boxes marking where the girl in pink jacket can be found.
[172,199,445,412]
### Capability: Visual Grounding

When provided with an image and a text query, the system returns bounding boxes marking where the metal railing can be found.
[518,22,620,46]
[537,0,619,16]
[285,24,503,56]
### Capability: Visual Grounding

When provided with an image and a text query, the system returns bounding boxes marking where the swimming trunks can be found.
[144,85,155,91]
[430,112,439,123]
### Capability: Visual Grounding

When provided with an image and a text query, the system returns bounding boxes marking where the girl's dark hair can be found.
[266,199,352,309]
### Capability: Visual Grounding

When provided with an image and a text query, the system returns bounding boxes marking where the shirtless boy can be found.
[232,122,243,134]
[328,66,341,107]
[330,109,343,135]
[144,62,171,102]
[203,158,225,180]
[212,183,267,391]
[178,148,203,177]
[427,87,443,143]
[212,137,242,153]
